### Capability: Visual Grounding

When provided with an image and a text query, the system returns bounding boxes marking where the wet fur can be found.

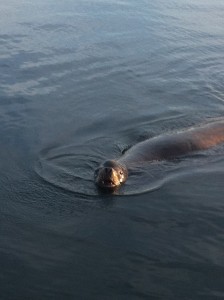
[95,120,224,189]
[118,120,224,166]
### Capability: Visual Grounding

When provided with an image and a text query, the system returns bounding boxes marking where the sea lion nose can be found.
[105,167,113,175]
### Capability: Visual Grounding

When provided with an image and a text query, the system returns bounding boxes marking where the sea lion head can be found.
[94,160,128,190]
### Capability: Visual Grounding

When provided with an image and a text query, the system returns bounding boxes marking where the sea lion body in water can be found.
[94,120,224,190]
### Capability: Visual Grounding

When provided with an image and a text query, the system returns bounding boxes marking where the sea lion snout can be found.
[104,167,113,176]
[94,160,128,190]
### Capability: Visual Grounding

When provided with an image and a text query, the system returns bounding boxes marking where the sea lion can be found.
[94,120,224,190]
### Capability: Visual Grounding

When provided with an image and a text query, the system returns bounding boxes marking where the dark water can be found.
[1,0,224,299]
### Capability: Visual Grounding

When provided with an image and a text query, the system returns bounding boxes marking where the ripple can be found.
[36,146,99,198]
[35,135,224,197]
[35,135,168,197]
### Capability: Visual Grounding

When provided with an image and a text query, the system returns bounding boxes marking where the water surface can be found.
[1,0,224,299]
